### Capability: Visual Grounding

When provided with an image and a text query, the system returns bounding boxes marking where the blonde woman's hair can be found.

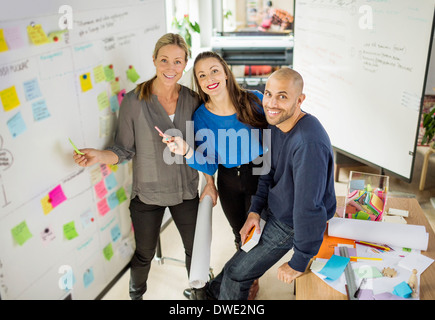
[135,33,189,101]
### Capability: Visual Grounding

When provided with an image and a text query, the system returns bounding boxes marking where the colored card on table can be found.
[318,254,350,281]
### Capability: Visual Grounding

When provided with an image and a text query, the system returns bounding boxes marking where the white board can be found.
[0,0,166,299]
[293,0,435,181]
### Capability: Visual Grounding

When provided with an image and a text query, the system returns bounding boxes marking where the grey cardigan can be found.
[107,85,201,206]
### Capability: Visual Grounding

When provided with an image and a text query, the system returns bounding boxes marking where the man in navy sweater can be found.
[207,67,336,299]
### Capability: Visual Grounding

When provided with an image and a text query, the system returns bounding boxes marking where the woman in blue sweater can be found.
[165,51,268,299]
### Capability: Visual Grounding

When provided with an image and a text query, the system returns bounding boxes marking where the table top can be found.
[295,196,435,300]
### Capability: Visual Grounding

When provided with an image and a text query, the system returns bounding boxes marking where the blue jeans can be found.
[208,210,295,300]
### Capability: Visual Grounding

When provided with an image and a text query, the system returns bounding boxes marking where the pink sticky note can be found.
[94,180,108,199]
[97,198,110,216]
[4,26,26,50]
[117,89,126,106]
[48,185,67,208]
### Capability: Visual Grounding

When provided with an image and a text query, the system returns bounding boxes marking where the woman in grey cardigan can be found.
[73,33,218,300]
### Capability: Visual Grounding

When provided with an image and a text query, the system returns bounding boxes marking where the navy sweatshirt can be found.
[249,113,336,272]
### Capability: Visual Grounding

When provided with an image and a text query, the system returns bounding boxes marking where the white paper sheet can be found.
[188,195,213,288]
[328,217,429,251]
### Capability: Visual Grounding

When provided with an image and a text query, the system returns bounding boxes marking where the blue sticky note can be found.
[111,224,121,242]
[105,172,118,191]
[109,95,119,112]
[23,78,42,101]
[107,192,119,209]
[7,111,27,138]
[393,281,412,298]
[350,179,365,192]
[83,268,94,288]
[318,254,350,281]
[32,99,50,121]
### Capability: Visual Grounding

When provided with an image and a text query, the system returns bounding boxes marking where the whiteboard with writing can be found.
[293,0,435,181]
[0,0,166,299]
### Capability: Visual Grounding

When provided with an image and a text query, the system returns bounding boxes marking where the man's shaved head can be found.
[269,67,304,95]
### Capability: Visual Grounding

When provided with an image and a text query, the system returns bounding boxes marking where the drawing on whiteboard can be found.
[0,136,13,207]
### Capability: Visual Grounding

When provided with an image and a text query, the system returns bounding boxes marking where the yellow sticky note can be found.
[93,65,106,83]
[27,24,49,45]
[0,86,21,111]
[41,195,53,215]
[80,73,92,92]
[0,29,9,52]
[97,91,109,110]
[110,80,120,94]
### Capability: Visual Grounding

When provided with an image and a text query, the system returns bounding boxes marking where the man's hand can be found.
[240,212,261,244]
[277,263,303,284]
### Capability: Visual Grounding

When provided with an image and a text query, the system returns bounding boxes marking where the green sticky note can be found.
[69,138,84,155]
[126,66,140,83]
[11,221,33,246]
[116,187,127,203]
[63,221,79,240]
[356,265,383,279]
[104,65,115,82]
[103,243,114,261]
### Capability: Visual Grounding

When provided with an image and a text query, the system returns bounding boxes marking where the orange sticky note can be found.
[27,24,49,45]
[0,29,9,52]
[80,73,92,92]
[0,86,21,111]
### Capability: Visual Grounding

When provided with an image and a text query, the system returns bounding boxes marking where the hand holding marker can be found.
[69,138,84,155]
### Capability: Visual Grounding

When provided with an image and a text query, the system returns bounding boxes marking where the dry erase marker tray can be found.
[343,171,389,221]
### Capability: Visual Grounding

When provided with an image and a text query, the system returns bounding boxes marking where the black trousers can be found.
[217,161,261,246]
[128,195,199,299]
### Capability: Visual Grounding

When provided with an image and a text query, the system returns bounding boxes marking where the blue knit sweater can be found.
[249,113,336,272]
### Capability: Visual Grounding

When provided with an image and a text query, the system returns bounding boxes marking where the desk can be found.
[295,197,435,300]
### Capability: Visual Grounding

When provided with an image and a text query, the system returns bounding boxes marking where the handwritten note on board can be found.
[11,221,33,246]
[1,86,21,111]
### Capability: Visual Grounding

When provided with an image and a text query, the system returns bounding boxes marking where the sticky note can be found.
[104,64,115,82]
[83,268,95,288]
[105,172,118,191]
[94,180,108,199]
[393,281,413,298]
[318,254,350,281]
[27,24,50,45]
[7,111,27,138]
[47,30,66,43]
[97,91,109,110]
[41,194,54,215]
[116,187,127,203]
[126,65,140,82]
[93,65,106,83]
[100,164,111,177]
[110,80,120,94]
[79,73,92,92]
[23,78,42,101]
[97,198,110,216]
[355,266,383,279]
[117,89,126,106]
[103,243,114,261]
[111,224,121,242]
[89,166,103,185]
[63,221,79,240]
[48,184,67,208]
[109,95,120,112]
[0,29,9,52]
[11,220,33,246]
[1,86,21,111]
[3,27,25,50]
[107,192,119,209]
[32,99,50,121]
